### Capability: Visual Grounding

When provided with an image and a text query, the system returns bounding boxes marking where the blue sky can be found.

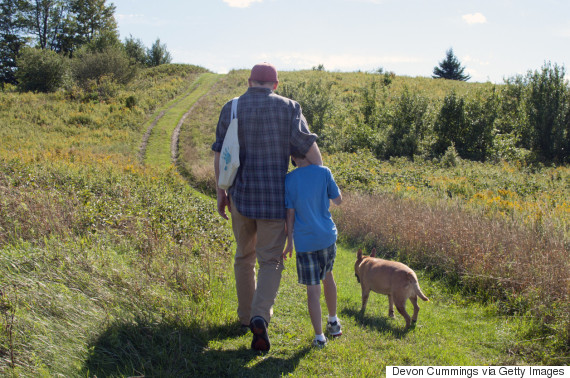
[112,0,570,83]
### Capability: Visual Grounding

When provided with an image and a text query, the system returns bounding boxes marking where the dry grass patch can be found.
[334,191,569,357]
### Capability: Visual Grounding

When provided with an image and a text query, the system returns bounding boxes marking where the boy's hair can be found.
[290,147,305,167]
[291,147,306,160]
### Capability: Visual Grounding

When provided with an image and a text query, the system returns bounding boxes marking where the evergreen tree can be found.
[432,48,471,81]
[146,38,171,67]
[124,35,147,65]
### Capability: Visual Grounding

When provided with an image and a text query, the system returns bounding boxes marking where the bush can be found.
[384,87,428,159]
[433,91,465,156]
[441,143,460,167]
[72,46,136,88]
[16,48,67,93]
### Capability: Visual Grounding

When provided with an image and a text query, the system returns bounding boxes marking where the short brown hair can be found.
[290,147,305,159]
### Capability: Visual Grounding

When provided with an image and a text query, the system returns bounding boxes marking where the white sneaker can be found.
[312,337,328,348]
[326,320,342,337]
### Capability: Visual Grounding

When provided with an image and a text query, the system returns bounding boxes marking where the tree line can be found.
[0,0,172,91]
[279,62,570,165]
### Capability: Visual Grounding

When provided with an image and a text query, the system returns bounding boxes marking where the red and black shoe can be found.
[250,316,270,352]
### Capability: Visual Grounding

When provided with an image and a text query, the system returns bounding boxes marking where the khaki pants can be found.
[230,200,286,325]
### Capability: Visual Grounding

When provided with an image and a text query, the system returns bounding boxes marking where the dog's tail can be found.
[408,273,429,301]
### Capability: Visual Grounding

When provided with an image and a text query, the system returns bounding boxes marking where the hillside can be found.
[0,65,568,376]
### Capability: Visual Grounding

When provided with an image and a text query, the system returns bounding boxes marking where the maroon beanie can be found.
[249,62,278,82]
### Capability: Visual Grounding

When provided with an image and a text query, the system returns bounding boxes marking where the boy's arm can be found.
[283,208,295,260]
[331,193,342,206]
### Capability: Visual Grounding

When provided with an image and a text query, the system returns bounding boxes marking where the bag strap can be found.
[230,97,239,120]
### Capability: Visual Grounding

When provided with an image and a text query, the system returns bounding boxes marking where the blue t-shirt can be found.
[284,165,341,253]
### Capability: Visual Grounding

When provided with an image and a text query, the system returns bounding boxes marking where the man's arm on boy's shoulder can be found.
[304,142,323,166]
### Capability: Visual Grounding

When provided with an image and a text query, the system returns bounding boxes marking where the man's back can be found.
[213,86,316,219]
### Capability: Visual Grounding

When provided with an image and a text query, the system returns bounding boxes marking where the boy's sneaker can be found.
[250,316,270,352]
[326,320,342,337]
[312,337,328,348]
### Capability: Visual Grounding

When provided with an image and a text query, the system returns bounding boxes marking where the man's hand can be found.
[283,240,293,261]
[217,188,231,220]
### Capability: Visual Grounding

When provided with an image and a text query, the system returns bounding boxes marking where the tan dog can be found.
[354,248,429,328]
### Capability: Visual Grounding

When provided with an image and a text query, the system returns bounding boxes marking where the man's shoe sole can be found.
[250,318,270,351]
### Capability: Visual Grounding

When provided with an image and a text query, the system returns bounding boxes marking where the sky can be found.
[112,0,570,83]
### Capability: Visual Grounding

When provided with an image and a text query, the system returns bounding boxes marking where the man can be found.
[212,62,323,351]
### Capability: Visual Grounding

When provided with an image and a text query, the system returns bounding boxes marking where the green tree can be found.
[21,0,69,50]
[432,48,471,81]
[462,90,498,161]
[146,38,171,67]
[124,34,147,65]
[69,0,116,48]
[433,91,466,156]
[0,0,28,86]
[16,46,67,92]
[525,62,569,162]
[384,87,428,159]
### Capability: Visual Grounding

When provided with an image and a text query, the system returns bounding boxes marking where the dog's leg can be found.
[360,286,370,314]
[394,296,411,328]
[410,295,419,324]
[388,294,395,318]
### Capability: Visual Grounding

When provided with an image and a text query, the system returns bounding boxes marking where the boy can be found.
[283,149,343,348]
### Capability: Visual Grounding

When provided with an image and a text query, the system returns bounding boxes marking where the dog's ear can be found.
[357,249,362,259]
[370,248,376,257]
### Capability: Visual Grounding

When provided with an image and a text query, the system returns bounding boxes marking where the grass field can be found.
[1,65,568,376]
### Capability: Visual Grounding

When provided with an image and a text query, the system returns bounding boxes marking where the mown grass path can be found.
[141,72,221,167]
[141,76,528,376]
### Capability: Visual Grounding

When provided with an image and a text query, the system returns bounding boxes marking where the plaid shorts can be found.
[296,243,337,286]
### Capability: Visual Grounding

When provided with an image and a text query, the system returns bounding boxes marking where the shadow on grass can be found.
[341,307,412,339]
[82,318,310,377]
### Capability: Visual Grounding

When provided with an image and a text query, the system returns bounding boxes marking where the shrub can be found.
[441,143,460,167]
[384,86,428,159]
[503,62,570,163]
[277,77,335,136]
[433,91,465,156]
[525,62,569,162]
[72,46,136,88]
[16,48,67,93]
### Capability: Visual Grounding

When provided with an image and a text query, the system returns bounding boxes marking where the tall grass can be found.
[0,63,233,375]
[0,158,233,375]
[334,191,569,360]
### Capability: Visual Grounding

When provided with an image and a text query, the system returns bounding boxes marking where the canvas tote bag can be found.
[218,97,240,190]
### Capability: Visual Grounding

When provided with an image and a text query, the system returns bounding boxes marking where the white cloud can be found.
[462,12,487,25]
[223,0,263,8]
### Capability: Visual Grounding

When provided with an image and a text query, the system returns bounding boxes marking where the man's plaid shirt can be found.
[212,87,317,219]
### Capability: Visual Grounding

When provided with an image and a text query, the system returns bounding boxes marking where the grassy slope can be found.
[0,66,560,376]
